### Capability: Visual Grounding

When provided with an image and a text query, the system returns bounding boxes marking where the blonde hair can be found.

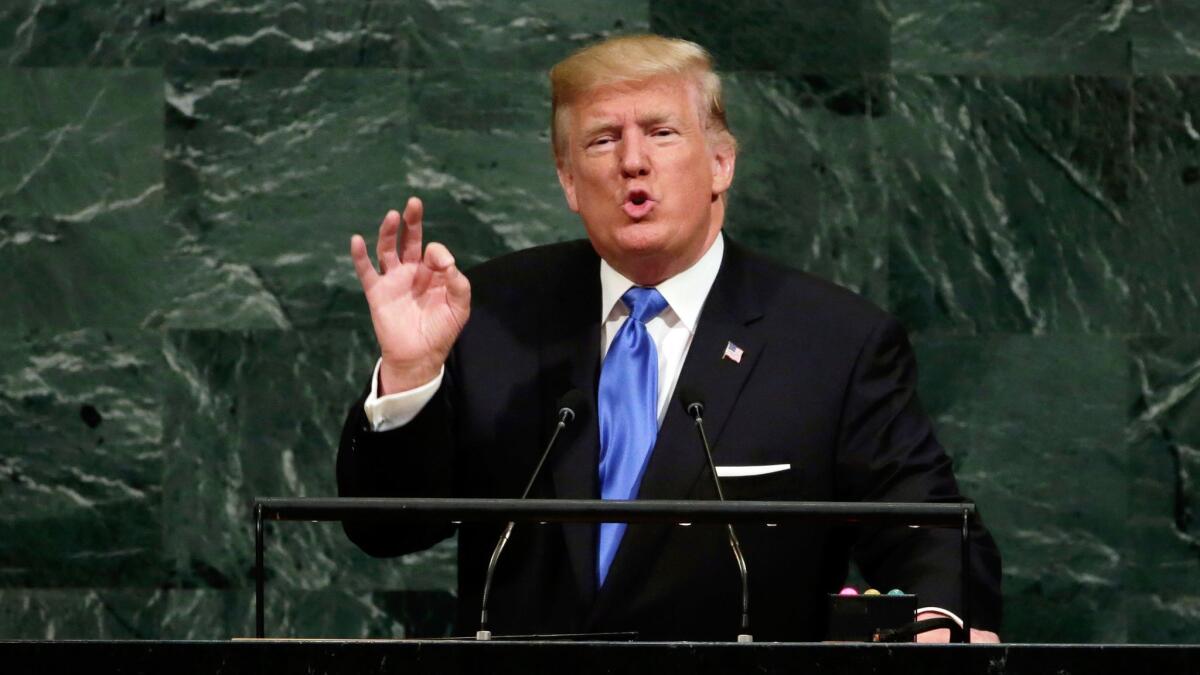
[549,34,736,160]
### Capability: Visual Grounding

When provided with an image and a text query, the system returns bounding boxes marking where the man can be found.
[338,35,1002,642]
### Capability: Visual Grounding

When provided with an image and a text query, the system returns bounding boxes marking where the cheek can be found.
[575,167,613,197]
[677,162,715,200]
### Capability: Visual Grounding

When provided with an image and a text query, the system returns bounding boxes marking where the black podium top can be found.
[4,640,1199,675]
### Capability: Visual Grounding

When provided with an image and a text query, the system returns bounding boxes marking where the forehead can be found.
[568,75,703,126]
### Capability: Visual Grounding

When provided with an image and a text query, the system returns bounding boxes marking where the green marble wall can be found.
[1,0,1197,643]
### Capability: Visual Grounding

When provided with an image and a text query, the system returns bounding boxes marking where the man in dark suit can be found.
[338,34,1002,642]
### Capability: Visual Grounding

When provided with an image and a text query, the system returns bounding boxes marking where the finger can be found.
[410,240,453,295]
[399,196,424,264]
[970,629,1001,644]
[415,241,454,296]
[350,234,378,291]
[914,627,951,643]
[445,259,471,311]
[411,259,432,297]
[375,209,401,273]
[426,242,471,313]
[410,236,435,296]
[423,241,456,272]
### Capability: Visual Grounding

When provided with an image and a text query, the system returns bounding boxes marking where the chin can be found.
[614,219,674,248]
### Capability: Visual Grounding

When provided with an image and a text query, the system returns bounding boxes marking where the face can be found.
[556,75,736,285]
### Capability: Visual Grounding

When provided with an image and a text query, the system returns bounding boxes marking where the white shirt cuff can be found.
[916,606,964,629]
[362,359,444,432]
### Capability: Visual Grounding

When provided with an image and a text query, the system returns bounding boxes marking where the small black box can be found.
[826,594,918,642]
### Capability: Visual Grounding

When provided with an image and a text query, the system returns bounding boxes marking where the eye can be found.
[651,128,677,138]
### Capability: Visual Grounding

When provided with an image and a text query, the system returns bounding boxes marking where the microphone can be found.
[477,389,586,640]
[678,386,752,643]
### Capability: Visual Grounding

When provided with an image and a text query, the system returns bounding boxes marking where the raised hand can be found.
[351,197,471,394]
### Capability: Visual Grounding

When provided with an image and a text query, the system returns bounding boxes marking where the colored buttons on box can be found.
[838,587,858,596]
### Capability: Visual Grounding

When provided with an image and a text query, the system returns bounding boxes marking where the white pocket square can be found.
[714,463,791,478]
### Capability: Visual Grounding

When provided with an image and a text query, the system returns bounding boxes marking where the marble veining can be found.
[1,0,1199,642]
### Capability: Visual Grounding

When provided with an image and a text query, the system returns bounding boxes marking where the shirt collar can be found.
[599,233,725,333]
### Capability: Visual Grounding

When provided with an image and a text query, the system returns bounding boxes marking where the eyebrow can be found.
[581,111,678,140]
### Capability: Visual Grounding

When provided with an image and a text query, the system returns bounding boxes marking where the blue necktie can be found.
[597,286,669,587]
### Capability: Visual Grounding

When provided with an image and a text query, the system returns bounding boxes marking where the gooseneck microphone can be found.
[678,386,752,643]
[477,389,586,640]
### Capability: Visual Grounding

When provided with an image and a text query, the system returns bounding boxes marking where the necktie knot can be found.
[622,287,668,324]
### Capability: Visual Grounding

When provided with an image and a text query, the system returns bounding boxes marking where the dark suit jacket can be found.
[337,237,1002,641]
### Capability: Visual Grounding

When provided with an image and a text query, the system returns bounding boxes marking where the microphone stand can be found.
[477,404,576,640]
[686,401,752,643]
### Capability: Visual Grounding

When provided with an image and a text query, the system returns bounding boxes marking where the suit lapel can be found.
[590,240,767,623]
[542,245,602,606]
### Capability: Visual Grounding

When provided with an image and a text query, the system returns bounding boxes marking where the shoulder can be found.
[464,239,596,284]
[725,238,891,337]
[456,239,597,326]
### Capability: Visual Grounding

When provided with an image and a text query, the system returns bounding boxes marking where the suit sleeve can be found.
[336,358,460,558]
[835,314,1003,631]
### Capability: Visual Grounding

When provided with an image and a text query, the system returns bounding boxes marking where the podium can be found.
[4,640,1199,675]
[253,497,977,640]
[5,498,1195,674]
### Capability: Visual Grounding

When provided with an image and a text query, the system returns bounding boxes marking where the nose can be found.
[619,131,650,177]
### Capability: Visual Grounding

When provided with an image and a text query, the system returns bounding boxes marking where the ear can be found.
[556,158,580,213]
[709,136,736,197]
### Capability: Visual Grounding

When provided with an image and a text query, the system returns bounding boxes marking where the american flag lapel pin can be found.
[722,341,744,364]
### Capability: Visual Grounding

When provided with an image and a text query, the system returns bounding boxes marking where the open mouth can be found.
[623,189,656,219]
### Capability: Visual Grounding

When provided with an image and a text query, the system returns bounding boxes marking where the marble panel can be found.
[915,335,1130,642]
[139,233,297,332]
[0,587,455,639]
[0,330,165,587]
[9,0,1200,646]
[0,1,166,66]
[722,72,886,304]
[164,67,418,330]
[0,67,161,219]
[0,67,173,339]
[651,0,889,74]
[409,69,574,252]
[1126,337,1200,643]
[1,0,650,70]
[1132,0,1200,74]
[879,75,1135,335]
[160,589,456,639]
[0,218,177,339]
[161,329,456,594]
[0,590,166,639]
[409,0,649,70]
[891,0,1133,75]
[166,0,411,68]
[1126,76,1200,333]
[0,66,296,334]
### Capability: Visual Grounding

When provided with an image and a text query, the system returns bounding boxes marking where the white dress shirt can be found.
[363,234,725,431]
